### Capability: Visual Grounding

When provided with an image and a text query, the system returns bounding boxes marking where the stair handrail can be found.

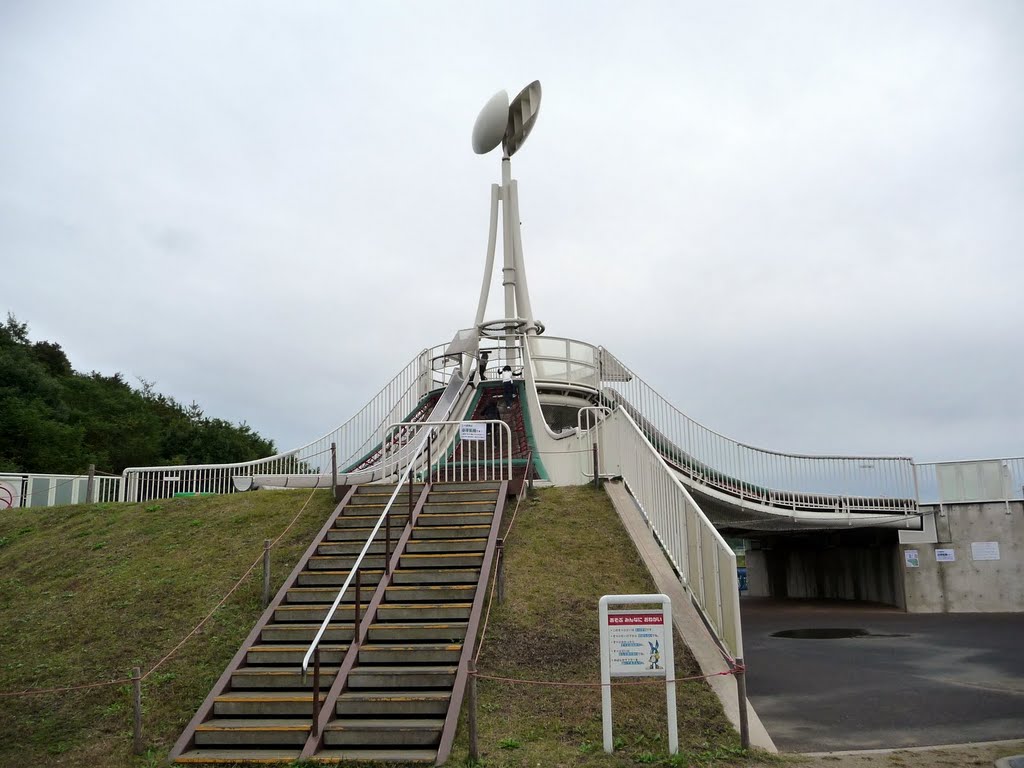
[300,369,472,674]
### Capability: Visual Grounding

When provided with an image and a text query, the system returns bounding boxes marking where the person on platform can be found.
[478,351,490,381]
[501,365,515,407]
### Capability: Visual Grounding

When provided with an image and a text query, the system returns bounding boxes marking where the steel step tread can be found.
[196,719,310,732]
[338,690,451,702]
[175,748,301,763]
[215,692,326,703]
[325,717,445,730]
[310,748,436,763]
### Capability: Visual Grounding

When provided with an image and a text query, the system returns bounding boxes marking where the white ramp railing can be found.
[596,407,743,660]
[601,349,918,514]
[0,473,122,509]
[120,345,463,502]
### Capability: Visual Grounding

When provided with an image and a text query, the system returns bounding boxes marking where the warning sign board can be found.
[606,610,666,677]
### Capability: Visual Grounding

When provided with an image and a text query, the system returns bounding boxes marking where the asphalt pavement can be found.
[740,597,1024,752]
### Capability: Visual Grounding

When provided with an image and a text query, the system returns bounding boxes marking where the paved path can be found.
[740,598,1024,752]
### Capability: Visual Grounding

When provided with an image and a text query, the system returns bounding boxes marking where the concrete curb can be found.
[604,481,777,753]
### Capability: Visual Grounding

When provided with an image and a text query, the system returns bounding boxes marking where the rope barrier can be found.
[0,487,321,696]
[470,668,741,688]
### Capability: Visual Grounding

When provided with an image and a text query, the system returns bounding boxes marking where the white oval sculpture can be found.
[472,90,510,154]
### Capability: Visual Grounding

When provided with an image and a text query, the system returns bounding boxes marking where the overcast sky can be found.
[2,1,1021,465]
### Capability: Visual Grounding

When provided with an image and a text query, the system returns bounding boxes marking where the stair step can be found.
[231,666,336,689]
[411,524,491,540]
[296,570,378,587]
[432,481,501,492]
[317,540,390,556]
[367,622,467,642]
[336,689,451,716]
[347,665,457,689]
[247,644,347,665]
[308,554,387,570]
[400,552,484,568]
[214,691,324,717]
[375,602,472,621]
[261,623,354,643]
[286,586,376,604]
[426,490,499,502]
[194,718,309,746]
[274,605,367,623]
[391,568,480,585]
[323,717,445,747]
[405,538,487,553]
[359,643,462,664]
[415,512,493,526]
[313,748,436,763]
[325,525,404,542]
[385,584,476,601]
[175,748,302,763]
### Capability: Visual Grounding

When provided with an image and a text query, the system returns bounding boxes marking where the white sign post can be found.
[599,594,677,755]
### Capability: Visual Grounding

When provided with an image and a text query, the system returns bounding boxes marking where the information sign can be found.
[971,541,1000,561]
[459,423,487,441]
[606,611,666,677]
[599,594,677,755]
[935,548,956,563]
[904,550,919,568]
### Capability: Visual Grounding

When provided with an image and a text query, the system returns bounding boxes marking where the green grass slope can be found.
[449,485,766,767]
[0,485,769,768]
[0,490,336,767]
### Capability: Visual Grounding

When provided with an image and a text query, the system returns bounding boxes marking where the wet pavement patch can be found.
[771,627,909,639]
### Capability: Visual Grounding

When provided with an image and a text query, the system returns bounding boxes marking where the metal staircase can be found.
[170,479,506,765]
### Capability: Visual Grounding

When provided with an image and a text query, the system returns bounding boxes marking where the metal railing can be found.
[382,419,513,484]
[0,472,122,509]
[120,344,464,502]
[299,416,511,738]
[596,407,743,659]
[914,456,1024,506]
[600,350,918,514]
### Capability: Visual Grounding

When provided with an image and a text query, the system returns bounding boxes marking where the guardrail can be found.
[0,473,122,509]
[120,345,464,502]
[914,456,1024,506]
[382,419,513,484]
[600,351,918,513]
[596,407,742,659]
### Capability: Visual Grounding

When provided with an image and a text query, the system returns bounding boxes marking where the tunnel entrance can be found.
[743,528,904,608]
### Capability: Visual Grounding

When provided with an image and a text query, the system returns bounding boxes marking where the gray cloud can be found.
[2,0,1021,463]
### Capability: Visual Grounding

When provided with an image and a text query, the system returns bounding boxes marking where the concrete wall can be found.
[744,530,904,607]
[901,501,1024,613]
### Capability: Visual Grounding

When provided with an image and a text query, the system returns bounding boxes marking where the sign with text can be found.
[459,422,487,441]
[599,594,677,756]
[971,541,1000,561]
[935,548,956,563]
[606,611,667,677]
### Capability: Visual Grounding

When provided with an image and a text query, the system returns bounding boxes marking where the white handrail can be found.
[599,349,918,511]
[597,407,743,659]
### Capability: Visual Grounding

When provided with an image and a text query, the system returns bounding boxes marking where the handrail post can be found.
[593,441,600,489]
[354,568,362,635]
[86,463,95,504]
[331,442,338,502]
[132,666,142,754]
[311,647,321,737]
[496,538,506,604]
[262,539,271,609]
[735,656,750,749]
[385,505,391,575]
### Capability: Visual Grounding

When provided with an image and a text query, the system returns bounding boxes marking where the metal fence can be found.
[382,420,513,484]
[914,456,1024,506]
[0,473,122,509]
[596,408,743,659]
[600,350,918,514]
[120,344,462,502]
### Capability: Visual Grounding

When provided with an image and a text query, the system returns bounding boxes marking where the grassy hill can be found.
[0,485,767,767]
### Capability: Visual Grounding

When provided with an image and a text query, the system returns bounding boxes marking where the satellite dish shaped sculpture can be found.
[472,90,510,155]
[472,81,544,339]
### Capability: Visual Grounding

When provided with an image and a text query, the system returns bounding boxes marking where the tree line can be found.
[0,313,276,475]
